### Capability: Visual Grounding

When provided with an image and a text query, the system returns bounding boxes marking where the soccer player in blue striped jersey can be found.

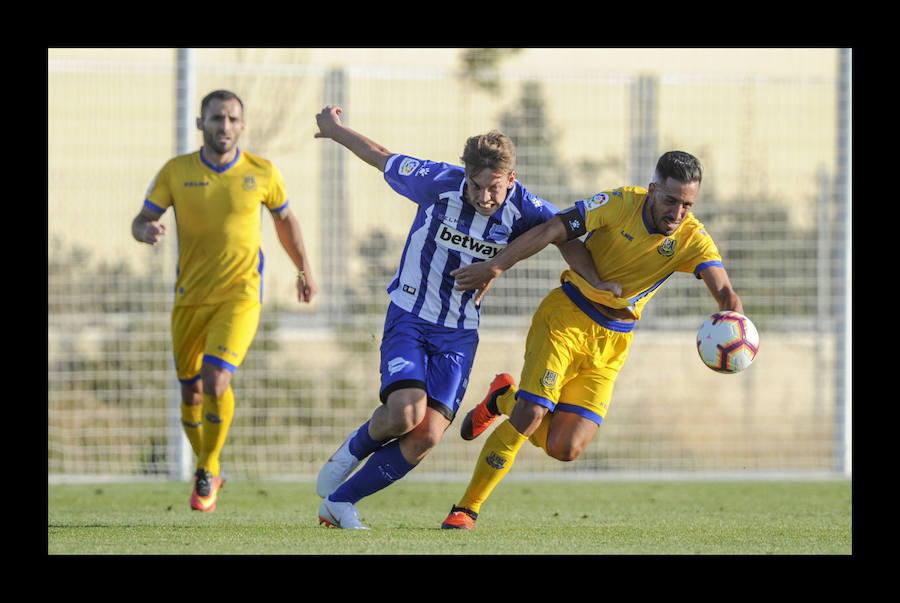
[132,90,318,512]
[312,105,599,529]
[441,151,744,529]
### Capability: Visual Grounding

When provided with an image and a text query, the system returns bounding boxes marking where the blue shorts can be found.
[379,303,479,421]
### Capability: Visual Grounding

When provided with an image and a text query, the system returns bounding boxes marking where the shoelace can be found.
[450,505,478,521]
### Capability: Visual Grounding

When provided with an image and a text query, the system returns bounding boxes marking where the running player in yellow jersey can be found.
[132,90,317,512]
[441,151,743,529]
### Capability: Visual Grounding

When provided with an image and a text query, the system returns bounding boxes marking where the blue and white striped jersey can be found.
[383,154,559,330]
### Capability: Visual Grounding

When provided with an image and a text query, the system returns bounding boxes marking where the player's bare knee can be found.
[405,427,443,456]
[546,432,587,461]
[200,364,232,398]
[547,441,583,462]
[180,382,202,406]
[509,399,548,435]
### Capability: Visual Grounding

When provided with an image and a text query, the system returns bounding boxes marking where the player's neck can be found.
[200,145,239,168]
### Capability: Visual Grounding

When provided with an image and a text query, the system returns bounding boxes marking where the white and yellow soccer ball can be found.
[696,311,760,374]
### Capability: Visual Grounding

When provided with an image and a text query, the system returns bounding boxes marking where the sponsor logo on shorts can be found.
[387,356,411,375]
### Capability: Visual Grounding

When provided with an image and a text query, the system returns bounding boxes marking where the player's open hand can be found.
[314,105,344,140]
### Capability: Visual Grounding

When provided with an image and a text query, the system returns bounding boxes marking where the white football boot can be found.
[316,429,363,497]
[318,497,369,530]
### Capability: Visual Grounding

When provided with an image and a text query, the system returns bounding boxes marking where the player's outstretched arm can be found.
[700,265,743,314]
[451,214,569,304]
[132,206,166,245]
[272,207,318,303]
[314,105,391,172]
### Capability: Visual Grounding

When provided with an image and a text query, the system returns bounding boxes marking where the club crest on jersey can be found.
[541,370,558,389]
[243,175,257,191]
[398,157,420,176]
[488,223,511,240]
[657,238,676,257]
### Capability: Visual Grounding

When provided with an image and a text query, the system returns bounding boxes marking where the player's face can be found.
[465,167,515,216]
[645,177,699,235]
[198,98,245,157]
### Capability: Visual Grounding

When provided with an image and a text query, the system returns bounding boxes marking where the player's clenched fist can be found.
[314,105,344,140]
[140,220,167,245]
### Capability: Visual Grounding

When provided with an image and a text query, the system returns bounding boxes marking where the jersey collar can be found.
[199,147,242,173]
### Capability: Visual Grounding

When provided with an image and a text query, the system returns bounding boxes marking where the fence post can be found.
[168,48,196,482]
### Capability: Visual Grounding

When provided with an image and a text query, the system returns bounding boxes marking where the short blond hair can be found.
[460,130,516,175]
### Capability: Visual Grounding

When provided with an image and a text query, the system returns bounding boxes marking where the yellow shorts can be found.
[517,284,634,425]
[170,298,262,383]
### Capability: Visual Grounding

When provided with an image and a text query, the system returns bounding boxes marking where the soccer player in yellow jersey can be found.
[441,151,743,529]
[132,90,318,512]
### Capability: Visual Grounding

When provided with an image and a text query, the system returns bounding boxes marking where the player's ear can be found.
[507,170,516,189]
[196,116,203,131]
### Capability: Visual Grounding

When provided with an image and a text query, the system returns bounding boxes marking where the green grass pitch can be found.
[48,478,851,555]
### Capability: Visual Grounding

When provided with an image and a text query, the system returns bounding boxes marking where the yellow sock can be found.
[197,387,235,477]
[495,386,518,416]
[181,402,204,458]
[528,413,552,453]
[493,385,550,452]
[457,420,528,514]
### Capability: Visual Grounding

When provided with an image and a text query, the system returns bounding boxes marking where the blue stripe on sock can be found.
[329,440,415,504]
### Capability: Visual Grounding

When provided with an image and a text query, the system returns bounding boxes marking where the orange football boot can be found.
[190,469,225,512]
[460,373,514,441]
[441,505,478,530]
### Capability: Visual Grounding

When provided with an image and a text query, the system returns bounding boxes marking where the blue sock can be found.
[329,440,416,504]
[348,420,385,460]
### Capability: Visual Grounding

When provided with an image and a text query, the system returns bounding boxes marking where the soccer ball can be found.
[696,311,760,374]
